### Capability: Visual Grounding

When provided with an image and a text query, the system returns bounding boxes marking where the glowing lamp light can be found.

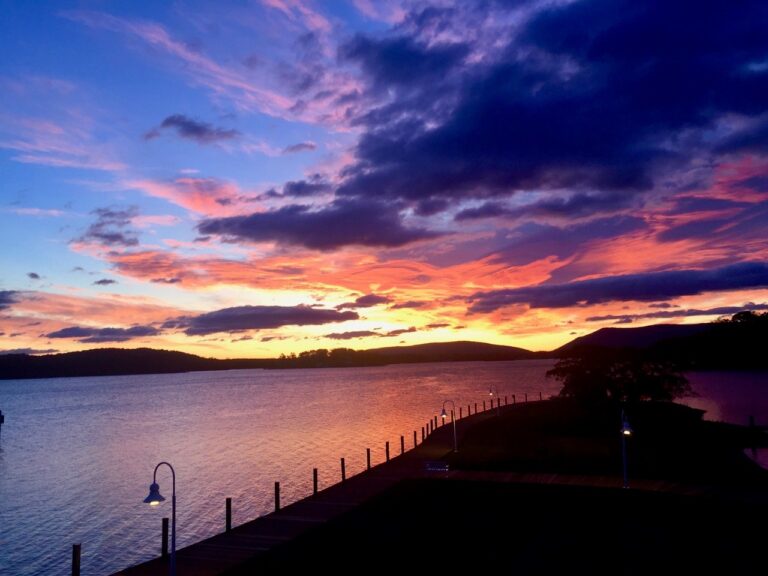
[144,482,165,506]
[441,407,447,420]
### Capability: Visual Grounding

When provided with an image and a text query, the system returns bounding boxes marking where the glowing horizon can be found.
[2,1,768,360]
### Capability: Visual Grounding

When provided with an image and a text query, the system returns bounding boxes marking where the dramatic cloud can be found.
[330,0,768,218]
[281,177,332,197]
[77,206,139,247]
[283,141,316,154]
[198,198,439,250]
[586,303,768,323]
[46,325,160,343]
[94,279,117,286]
[145,114,240,144]
[389,300,429,310]
[469,262,768,312]
[0,290,19,310]
[174,305,359,336]
[337,293,391,309]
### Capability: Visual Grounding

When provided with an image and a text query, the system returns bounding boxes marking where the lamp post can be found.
[621,410,632,489]
[144,461,176,576]
[441,400,458,452]
[489,385,500,416]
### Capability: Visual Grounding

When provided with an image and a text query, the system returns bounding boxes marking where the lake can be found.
[0,360,765,575]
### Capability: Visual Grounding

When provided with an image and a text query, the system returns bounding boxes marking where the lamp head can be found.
[143,482,166,506]
[441,407,447,419]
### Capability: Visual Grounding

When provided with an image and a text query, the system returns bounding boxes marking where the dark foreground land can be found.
[117,398,768,576]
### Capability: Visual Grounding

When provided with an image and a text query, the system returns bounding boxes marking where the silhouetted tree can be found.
[547,351,691,402]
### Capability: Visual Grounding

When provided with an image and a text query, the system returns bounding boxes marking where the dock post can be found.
[459,406,463,419]
[525,393,528,402]
[72,544,81,576]
[434,415,438,428]
[400,435,405,454]
[386,441,390,462]
[505,395,508,405]
[512,394,516,404]
[366,448,371,470]
[421,426,425,441]
[474,402,477,414]
[414,430,417,447]
[161,518,169,558]
[313,467,318,494]
[0,409,4,439]
[225,498,232,532]
[341,457,346,482]
[539,392,543,401]
[275,481,280,511]
[483,400,486,411]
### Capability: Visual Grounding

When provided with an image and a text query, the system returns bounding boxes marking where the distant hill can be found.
[0,348,270,380]
[0,341,537,380]
[556,324,710,354]
[368,341,536,362]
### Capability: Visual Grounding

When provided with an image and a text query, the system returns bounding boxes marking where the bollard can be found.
[414,430,418,447]
[341,457,346,482]
[386,441,390,462]
[367,447,371,470]
[275,481,280,511]
[72,544,81,576]
[313,467,318,495]
[161,518,169,558]
[225,497,232,532]
[400,435,405,454]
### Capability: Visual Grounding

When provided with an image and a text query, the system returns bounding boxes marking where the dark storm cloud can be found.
[337,294,392,309]
[341,34,469,90]
[145,114,240,144]
[331,0,768,215]
[469,262,768,312]
[78,206,139,247]
[175,305,359,336]
[667,197,750,214]
[0,290,18,310]
[586,302,768,323]
[455,193,633,221]
[197,198,440,250]
[27,272,41,280]
[46,325,159,343]
[281,177,332,197]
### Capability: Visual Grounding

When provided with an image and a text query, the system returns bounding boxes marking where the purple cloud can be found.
[337,293,392,309]
[198,198,440,250]
[93,278,117,286]
[146,114,240,144]
[283,141,317,154]
[469,262,768,312]
[586,303,768,323]
[46,325,159,343]
[0,290,19,310]
[175,305,359,336]
[77,206,139,247]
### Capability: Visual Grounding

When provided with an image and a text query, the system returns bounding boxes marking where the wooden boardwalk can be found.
[113,407,496,575]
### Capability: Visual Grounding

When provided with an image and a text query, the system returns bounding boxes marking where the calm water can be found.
[0,360,765,575]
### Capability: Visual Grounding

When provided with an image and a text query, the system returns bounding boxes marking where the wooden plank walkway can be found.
[113,406,497,575]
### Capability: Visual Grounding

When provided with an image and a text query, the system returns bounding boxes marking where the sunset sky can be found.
[2,0,768,358]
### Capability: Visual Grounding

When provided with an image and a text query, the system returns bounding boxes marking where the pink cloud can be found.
[352,0,406,24]
[128,177,249,216]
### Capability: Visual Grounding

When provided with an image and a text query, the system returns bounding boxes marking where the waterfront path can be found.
[114,405,498,575]
[113,399,767,575]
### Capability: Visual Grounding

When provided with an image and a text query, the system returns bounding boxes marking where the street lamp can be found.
[144,461,176,576]
[441,400,458,452]
[489,385,500,416]
[620,410,632,489]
